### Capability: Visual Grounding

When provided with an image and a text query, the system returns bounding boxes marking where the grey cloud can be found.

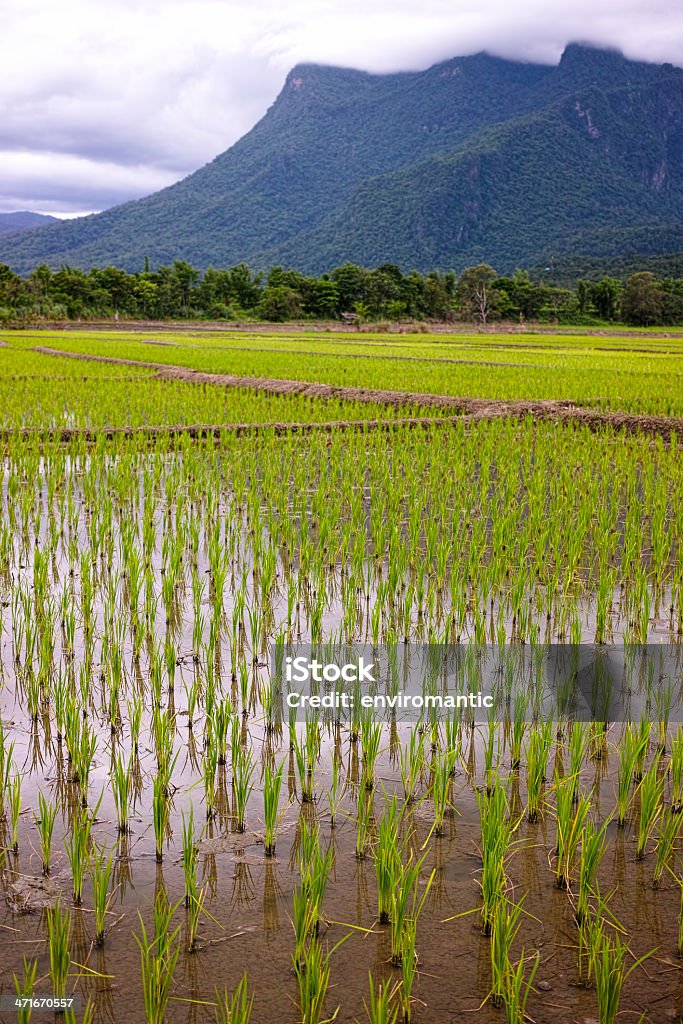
[2,0,682,216]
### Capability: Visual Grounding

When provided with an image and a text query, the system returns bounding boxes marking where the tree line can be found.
[1,259,682,326]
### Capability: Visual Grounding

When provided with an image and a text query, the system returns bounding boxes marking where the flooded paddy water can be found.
[0,408,681,1023]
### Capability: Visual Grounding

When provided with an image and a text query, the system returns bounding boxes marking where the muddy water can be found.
[0,449,681,1023]
[1,712,682,1024]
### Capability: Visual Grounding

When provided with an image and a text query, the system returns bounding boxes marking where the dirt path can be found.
[31,345,683,439]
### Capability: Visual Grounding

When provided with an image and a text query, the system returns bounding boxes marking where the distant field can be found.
[8,326,683,416]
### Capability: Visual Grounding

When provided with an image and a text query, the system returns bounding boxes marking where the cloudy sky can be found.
[2,0,682,217]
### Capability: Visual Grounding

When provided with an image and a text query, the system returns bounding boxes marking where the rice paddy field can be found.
[0,325,682,1024]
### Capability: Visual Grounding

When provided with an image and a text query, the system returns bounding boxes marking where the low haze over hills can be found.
[1,44,682,275]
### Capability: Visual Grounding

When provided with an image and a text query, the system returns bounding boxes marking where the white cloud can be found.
[1,0,682,215]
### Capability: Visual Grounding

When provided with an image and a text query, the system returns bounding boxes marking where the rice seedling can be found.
[215,972,253,1024]
[204,744,219,820]
[0,343,682,1021]
[64,1000,95,1024]
[483,713,498,794]
[476,781,517,936]
[294,937,337,1024]
[8,773,21,853]
[376,794,403,924]
[389,853,434,966]
[615,728,637,827]
[65,805,95,905]
[490,895,525,1008]
[292,821,334,964]
[327,753,343,829]
[13,958,38,1024]
[636,758,664,861]
[47,901,72,997]
[182,804,199,907]
[152,772,171,863]
[399,729,424,805]
[509,694,527,771]
[90,845,114,945]
[263,759,285,856]
[356,785,373,861]
[135,905,181,1024]
[576,817,610,924]
[677,873,683,956]
[431,747,456,837]
[633,720,651,783]
[554,776,590,890]
[363,973,399,1024]
[361,719,383,791]
[33,791,57,875]
[232,747,255,833]
[502,949,540,1024]
[652,808,679,888]
[399,915,419,1023]
[671,726,683,813]
[186,883,208,952]
[294,730,316,804]
[592,928,653,1024]
[525,724,552,824]
[567,721,589,802]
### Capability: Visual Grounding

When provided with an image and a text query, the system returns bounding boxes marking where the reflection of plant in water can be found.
[152,772,170,864]
[231,860,256,912]
[262,861,282,939]
[356,785,373,861]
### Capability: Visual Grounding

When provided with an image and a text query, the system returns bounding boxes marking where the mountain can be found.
[1,44,682,275]
[0,211,58,237]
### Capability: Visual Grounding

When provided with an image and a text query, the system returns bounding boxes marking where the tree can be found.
[457,264,498,325]
[331,263,368,312]
[621,272,663,326]
[589,277,621,321]
[257,285,302,322]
